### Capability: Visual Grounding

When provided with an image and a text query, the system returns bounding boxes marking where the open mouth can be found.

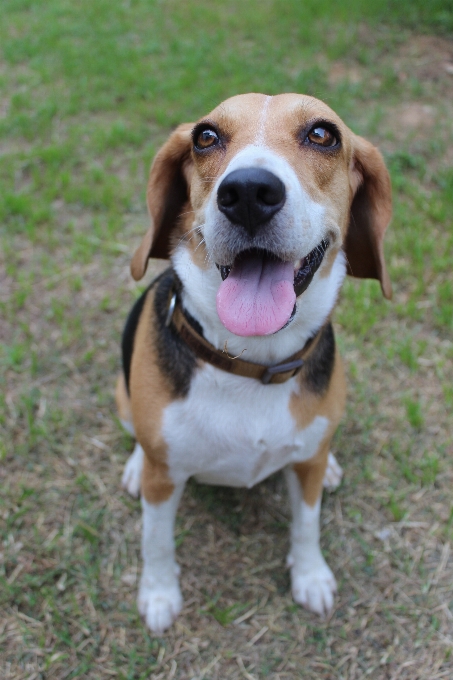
[215,239,329,337]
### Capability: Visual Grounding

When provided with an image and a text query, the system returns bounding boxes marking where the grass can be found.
[1,0,453,678]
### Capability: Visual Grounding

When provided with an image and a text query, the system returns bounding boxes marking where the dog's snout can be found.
[217,167,286,236]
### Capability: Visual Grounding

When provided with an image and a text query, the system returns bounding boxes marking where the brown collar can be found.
[166,289,326,385]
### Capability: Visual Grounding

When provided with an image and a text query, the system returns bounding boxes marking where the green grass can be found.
[1,1,452,679]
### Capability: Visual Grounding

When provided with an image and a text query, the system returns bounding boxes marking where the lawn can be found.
[1,1,452,678]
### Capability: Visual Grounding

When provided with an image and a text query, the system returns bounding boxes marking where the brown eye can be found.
[195,128,219,150]
[307,126,337,147]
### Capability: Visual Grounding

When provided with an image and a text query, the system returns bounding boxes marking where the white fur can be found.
[162,366,329,488]
[122,442,143,498]
[121,436,343,498]
[255,96,272,145]
[138,486,185,634]
[285,467,337,616]
[122,440,341,496]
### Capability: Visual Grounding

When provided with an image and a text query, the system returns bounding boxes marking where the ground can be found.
[0,1,452,679]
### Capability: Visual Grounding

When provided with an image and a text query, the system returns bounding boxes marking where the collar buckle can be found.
[261,358,304,385]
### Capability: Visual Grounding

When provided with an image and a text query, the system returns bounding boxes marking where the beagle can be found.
[116,93,392,634]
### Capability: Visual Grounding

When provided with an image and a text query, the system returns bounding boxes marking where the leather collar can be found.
[166,285,327,385]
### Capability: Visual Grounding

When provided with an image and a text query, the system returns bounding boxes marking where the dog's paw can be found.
[138,583,183,634]
[122,443,144,498]
[323,452,343,491]
[291,561,337,617]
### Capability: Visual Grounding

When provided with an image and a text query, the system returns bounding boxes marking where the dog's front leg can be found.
[138,455,185,634]
[285,443,337,617]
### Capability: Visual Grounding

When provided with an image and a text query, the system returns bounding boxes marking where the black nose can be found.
[217,167,286,236]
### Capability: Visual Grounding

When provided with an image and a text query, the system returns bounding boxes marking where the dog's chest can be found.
[162,365,328,488]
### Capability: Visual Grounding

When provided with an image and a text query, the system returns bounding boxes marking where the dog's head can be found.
[132,93,392,337]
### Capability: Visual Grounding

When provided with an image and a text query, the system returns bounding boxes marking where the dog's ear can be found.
[345,135,392,299]
[131,123,194,280]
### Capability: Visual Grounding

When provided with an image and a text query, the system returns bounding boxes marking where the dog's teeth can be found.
[294,259,302,273]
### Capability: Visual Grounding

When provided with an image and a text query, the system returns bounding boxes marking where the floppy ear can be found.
[345,135,392,299]
[130,123,194,280]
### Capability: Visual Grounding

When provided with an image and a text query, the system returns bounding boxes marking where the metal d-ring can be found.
[165,290,177,327]
[261,358,304,384]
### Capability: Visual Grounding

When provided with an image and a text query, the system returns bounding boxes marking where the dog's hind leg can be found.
[115,373,135,434]
[122,443,143,498]
[115,373,144,496]
[323,451,343,491]
[285,440,337,617]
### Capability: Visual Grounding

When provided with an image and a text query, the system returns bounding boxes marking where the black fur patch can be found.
[302,322,336,395]
[121,284,153,395]
[153,269,197,398]
[122,267,334,398]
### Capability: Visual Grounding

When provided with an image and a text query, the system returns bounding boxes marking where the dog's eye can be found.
[307,126,337,147]
[195,128,219,150]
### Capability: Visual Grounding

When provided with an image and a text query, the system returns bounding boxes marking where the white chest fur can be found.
[162,364,328,488]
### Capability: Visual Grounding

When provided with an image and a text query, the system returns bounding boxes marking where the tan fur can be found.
[290,347,346,431]
[290,347,346,506]
[174,200,209,270]
[293,438,331,507]
[129,288,175,503]
[346,134,393,298]
[142,453,175,504]
[130,94,392,300]
[319,244,341,279]
[115,372,132,424]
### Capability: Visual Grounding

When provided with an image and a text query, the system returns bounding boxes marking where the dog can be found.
[115,93,392,634]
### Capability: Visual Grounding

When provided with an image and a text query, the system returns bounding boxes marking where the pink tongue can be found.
[216,252,296,336]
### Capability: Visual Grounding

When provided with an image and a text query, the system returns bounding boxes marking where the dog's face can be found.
[132,94,392,337]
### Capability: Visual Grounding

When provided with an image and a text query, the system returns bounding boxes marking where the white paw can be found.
[323,452,343,491]
[291,560,337,617]
[138,583,183,634]
[122,443,144,497]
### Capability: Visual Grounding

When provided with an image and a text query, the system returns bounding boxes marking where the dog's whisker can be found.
[177,225,204,244]
[193,238,206,254]
[342,250,354,277]
[184,223,203,233]
[179,231,201,243]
